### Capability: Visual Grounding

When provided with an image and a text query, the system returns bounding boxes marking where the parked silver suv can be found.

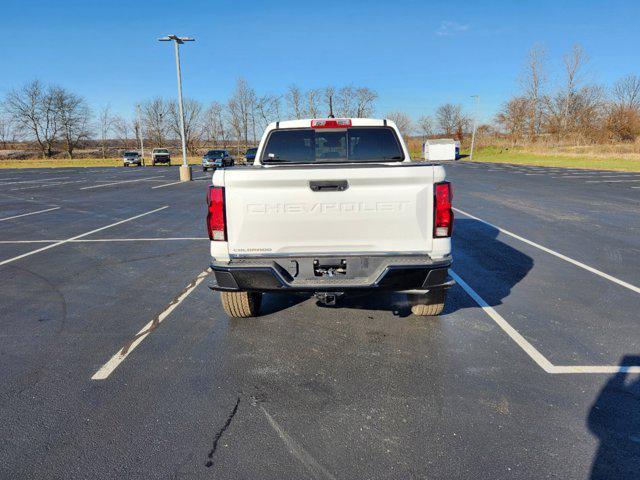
[122,151,143,167]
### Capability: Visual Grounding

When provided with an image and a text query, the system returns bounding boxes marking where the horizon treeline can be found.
[1,43,638,158]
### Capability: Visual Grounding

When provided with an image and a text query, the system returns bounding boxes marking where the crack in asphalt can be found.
[205,396,241,468]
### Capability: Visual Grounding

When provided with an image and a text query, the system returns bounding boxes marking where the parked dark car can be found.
[244,147,258,164]
[202,150,234,172]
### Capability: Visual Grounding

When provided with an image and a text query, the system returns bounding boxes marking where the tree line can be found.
[0,77,478,159]
[0,80,382,158]
[495,44,640,144]
[7,44,633,161]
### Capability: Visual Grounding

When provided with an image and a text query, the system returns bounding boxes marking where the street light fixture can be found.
[469,95,480,162]
[159,34,195,181]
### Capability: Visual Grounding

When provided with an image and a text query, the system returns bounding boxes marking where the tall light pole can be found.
[136,104,145,165]
[159,34,194,181]
[469,94,480,162]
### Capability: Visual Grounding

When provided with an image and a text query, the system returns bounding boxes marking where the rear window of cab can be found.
[261,127,404,164]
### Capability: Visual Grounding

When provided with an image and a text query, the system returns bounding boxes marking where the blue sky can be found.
[2,0,639,122]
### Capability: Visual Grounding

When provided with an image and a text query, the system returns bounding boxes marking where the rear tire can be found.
[221,291,262,318]
[409,290,446,316]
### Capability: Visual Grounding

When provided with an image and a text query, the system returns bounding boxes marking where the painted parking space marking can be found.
[91,268,210,380]
[151,180,185,189]
[10,180,88,191]
[0,206,60,222]
[450,270,555,372]
[151,176,210,189]
[80,175,165,190]
[451,270,640,374]
[584,179,640,183]
[0,177,70,186]
[0,206,168,266]
[0,237,208,244]
[453,207,640,295]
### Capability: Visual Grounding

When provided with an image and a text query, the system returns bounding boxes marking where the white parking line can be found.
[0,237,208,244]
[556,175,640,179]
[10,180,87,191]
[450,270,555,372]
[453,207,640,295]
[450,270,640,374]
[584,179,640,183]
[151,180,184,189]
[80,175,165,190]
[151,176,210,189]
[0,177,70,186]
[91,268,210,380]
[0,206,168,267]
[0,207,60,222]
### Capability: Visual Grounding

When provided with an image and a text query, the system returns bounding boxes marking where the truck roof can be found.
[266,118,393,130]
[425,139,456,145]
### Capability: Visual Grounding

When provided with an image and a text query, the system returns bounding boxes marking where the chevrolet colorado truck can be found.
[207,118,453,318]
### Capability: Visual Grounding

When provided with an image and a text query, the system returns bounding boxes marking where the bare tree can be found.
[324,86,336,117]
[168,98,204,154]
[386,111,413,137]
[228,78,255,145]
[495,97,529,142]
[561,44,588,132]
[204,101,227,147]
[0,113,16,149]
[435,103,460,135]
[335,86,357,117]
[520,44,546,138]
[612,74,640,109]
[307,89,321,118]
[227,97,244,156]
[142,97,169,147]
[417,115,433,141]
[255,94,280,132]
[53,88,92,159]
[5,80,59,157]
[98,105,114,158]
[112,115,133,148]
[354,87,377,118]
[285,85,304,119]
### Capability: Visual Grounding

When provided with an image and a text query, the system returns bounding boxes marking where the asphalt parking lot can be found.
[1,162,639,479]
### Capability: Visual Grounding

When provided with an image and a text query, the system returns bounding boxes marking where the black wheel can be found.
[409,290,447,316]
[220,291,262,318]
[203,167,207,172]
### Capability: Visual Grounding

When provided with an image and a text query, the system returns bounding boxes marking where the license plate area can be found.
[313,258,347,277]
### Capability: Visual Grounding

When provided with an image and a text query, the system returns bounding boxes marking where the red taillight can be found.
[206,186,226,241]
[311,118,352,129]
[434,182,453,238]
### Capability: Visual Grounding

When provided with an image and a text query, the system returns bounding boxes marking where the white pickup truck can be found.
[207,118,453,318]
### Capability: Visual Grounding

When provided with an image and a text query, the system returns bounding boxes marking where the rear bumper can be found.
[210,254,452,293]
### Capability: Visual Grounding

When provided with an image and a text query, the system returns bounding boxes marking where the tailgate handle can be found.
[309,180,348,192]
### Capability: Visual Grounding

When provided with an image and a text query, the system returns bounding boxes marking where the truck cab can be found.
[207,118,453,318]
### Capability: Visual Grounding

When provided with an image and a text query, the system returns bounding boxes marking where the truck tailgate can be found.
[223,165,435,256]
